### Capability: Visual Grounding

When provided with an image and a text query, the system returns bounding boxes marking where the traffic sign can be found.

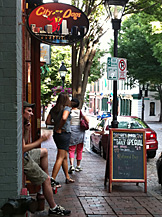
[107,57,118,80]
[107,57,127,80]
[118,58,127,80]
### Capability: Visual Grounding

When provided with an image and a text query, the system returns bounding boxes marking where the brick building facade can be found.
[0,0,23,211]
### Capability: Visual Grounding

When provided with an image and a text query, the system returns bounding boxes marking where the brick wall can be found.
[0,0,22,209]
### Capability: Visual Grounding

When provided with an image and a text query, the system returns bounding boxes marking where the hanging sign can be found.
[27,3,89,45]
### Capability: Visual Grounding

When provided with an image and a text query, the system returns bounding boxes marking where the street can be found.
[146,122,162,194]
[39,117,162,217]
[85,116,162,195]
[42,116,162,195]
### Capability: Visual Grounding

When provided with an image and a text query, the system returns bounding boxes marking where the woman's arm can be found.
[45,114,54,125]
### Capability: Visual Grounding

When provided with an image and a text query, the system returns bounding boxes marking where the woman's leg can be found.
[69,145,76,166]
[76,143,84,167]
[51,149,66,179]
[62,151,75,182]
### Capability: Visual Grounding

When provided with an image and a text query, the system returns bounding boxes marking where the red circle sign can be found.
[119,59,126,71]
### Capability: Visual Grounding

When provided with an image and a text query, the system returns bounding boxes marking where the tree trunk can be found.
[72,40,97,109]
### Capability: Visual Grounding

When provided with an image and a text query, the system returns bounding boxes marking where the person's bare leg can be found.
[62,151,70,179]
[40,148,49,174]
[62,152,75,182]
[77,160,81,167]
[52,149,64,179]
[42,176,56,208]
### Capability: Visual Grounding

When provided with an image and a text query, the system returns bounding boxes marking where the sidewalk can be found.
[33,129,162,217]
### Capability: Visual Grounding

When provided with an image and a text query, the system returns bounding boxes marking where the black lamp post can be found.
[59,61,67,89]
[104,0,128,128]
[139,83,149,121]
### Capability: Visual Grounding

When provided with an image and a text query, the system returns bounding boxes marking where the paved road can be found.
[145,122,162,195]
[42,118,162,196]
[85,117,162,195]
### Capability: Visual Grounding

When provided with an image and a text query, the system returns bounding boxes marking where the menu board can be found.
[108,129,147,193]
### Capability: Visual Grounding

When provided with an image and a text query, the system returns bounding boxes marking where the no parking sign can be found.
[118,58,127,80]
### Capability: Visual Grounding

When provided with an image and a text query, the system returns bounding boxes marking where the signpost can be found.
[107,129,147,193]
[107,57,127,80]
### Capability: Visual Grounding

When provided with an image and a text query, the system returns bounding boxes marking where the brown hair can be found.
[53,92,71,113]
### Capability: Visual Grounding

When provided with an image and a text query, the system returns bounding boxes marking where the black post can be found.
[62,76,65,89]
[142,95,144,121]
[111,19,121,128]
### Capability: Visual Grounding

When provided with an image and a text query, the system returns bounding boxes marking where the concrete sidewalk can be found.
[32,131,162,217]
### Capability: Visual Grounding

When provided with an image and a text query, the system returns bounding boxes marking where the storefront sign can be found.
[27,3,89,45]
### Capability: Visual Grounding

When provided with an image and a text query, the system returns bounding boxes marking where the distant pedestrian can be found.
[68,98,89,174]
[46,92,75,184]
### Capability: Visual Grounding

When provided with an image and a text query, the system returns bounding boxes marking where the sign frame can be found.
[108,128,147,193]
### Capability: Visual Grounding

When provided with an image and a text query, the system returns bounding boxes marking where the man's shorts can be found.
[24,149,48,185]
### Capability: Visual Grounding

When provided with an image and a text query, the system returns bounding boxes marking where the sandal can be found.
[65,178,75,184]
[51,177,62,188]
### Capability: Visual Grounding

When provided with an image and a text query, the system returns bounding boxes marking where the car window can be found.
[118,121,129,129]
[132,118,148,128]
[118,117,147,129]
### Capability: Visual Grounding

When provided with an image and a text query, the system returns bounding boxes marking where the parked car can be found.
[97,111,111,120]
[90,116,158,159]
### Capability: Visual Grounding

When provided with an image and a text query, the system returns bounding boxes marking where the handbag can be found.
[80,110,89,131]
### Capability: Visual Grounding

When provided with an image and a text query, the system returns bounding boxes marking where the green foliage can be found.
[109,12,162,86]
[41,46,71,106]
[88,47,108,83]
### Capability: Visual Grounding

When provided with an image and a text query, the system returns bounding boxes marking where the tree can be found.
[109,12,162,120]
[71,0,109,107]
[41,46,71,120]
[70,0,162,108]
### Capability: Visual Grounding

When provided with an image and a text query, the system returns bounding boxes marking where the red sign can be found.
[27,3,89,45]
[119,59,126,71]
[118,58,127,80]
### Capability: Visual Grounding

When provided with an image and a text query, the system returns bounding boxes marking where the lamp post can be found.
[139,84,149,121]
[104,0,128,128]
[59,61,67,89]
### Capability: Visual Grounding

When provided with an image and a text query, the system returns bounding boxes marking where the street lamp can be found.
[59,61,67,89]
[104,0,128,128]
[139,83,149,121]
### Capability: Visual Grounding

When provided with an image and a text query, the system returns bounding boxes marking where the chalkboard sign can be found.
[108,129,147,193]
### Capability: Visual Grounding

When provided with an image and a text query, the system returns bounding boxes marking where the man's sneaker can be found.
[75,166,82,172]
[49,205,71,216]
[68,166,75,174]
